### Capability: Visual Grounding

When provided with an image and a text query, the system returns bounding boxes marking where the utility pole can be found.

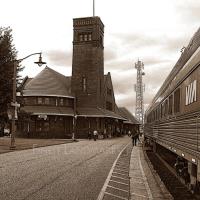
[134,60,145,131]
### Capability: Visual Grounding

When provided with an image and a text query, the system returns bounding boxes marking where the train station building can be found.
[17,16,139,138]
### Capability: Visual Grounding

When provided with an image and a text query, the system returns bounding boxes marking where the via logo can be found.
[186,80,197,105]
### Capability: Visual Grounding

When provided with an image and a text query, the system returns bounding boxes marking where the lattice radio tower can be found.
[134,60,145,126]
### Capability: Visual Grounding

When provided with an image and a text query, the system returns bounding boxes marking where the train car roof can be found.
[146,27,200,114]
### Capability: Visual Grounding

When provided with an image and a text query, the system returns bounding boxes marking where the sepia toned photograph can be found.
[0,0,200,199]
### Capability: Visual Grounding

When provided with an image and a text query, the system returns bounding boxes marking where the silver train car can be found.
[144,28,200,190]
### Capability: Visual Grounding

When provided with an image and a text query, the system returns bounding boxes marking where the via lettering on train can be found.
[185,80,197,105]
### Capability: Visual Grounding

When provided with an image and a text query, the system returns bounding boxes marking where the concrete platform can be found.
[129,145,173,200]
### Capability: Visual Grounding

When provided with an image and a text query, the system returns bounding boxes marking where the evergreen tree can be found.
[0,27,22,123]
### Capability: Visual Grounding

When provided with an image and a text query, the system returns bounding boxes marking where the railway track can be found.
[146,150,199,200]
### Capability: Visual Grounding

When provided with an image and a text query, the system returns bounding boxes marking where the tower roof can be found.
[73,16,104,28]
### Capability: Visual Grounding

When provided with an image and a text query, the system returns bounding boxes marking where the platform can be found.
[129,145,173,200]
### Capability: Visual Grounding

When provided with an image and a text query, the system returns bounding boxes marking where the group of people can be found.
[88,130,98,141]
[87,128,141,144]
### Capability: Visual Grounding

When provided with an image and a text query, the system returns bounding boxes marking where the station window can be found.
[44,98,50,105]
[38,97,43,104]
[50,98,56,106]
[24,97,36,105]
[60,98,64,106]
[174,88,180,113]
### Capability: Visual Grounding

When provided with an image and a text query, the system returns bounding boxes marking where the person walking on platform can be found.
[135,134,140,145]
[132,134,136,146]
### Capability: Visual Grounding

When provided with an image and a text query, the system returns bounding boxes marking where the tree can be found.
[0,27,22,124]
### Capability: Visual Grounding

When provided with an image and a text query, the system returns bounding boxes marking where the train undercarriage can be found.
[144,138,200,196]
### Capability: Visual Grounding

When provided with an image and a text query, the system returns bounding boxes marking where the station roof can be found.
[118,107,140,124]
[21,106,74,116]
[77,107,126,120]
[23,67,73,98]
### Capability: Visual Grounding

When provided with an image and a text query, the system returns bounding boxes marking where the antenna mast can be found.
[134,60,145,129]
[93,0,95,16]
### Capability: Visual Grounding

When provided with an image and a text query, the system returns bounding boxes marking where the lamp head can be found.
[34,53,46,67]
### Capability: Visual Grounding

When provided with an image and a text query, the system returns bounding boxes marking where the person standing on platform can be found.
[103,128,107,139]
[88,131,92,140]
[128,130,131,137]
[93,130,98,141]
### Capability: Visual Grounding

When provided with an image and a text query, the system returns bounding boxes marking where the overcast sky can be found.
[0,0,199,114]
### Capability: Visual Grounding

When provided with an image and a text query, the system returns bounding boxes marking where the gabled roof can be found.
[23,67,73,98]
[118,107,140,124]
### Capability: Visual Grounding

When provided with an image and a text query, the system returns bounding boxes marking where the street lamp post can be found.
[72,96,77,141]
[10,52,46,150]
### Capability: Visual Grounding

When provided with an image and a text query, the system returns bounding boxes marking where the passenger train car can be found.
[144,28,200,190]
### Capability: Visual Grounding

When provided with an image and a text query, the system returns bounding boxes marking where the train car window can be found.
[169,95,173,115]
[174,88,180,113]
[155,109,157,120]
[165,99,169,116]
[158,107,160,120]
[160,104,164,118]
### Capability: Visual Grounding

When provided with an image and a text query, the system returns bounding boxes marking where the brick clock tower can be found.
[71,17,104,108]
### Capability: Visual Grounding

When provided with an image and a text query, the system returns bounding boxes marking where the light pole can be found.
[72,96,77,141]
[10,52,46,150]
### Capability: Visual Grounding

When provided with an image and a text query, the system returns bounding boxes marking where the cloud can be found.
[175,0,200,22]
[45,50,72,67]
[113,32,187,55]
[105,60,134,71]
[104,48,117,62]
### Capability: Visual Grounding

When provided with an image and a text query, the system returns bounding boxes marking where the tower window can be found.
[79,35,83,41]
[82,77,87,92]
[84,34,88,41]
[106,101,113,111]
[100,36,103,46]
[88,34,92,41]
[107,88,112,95]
